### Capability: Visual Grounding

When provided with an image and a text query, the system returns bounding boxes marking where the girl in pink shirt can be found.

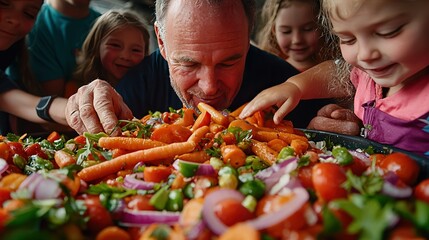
[240,0,429,157]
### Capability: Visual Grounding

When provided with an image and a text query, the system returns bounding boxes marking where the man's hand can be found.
[65,79,133,135]
[307,104,362,136]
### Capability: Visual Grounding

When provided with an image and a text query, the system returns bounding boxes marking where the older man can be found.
[65,0,333,135]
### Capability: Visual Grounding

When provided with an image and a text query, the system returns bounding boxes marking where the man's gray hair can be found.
[155,0,256,40]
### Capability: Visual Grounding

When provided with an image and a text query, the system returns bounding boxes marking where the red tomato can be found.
[298,164,314,189]
[143,166,172,183]
[344,156,369,176]
[379,152,420,186]
[0,142,11,162]
[371,153,386,167]
[312,163,348,203]
[0,188,11,206]
[215,198,254,226]
[25,143,48,159]
[150,125,192,144]
[126,195,156,211]
[414,179,429,203]
[7,142,27,160]
[82,194,114,234]
[256,195,309,238]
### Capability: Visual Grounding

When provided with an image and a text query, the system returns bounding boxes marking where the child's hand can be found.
[307,104,362,135]
[239,82,302,124]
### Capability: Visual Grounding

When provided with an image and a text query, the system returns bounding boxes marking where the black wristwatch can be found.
[36,95,56,122]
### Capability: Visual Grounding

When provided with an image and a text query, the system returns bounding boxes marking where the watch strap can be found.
[36,95,56,122]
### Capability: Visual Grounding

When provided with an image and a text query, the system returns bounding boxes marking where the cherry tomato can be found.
[379,152,420,186]
[298,164,314,189]
[7,142,27,160]
[0,142,11,162]
[25,143,48,159]
[312,163,348,203]
[143,165,172,183]
[344,156,369,176]
[0,188,11,206]
[414,179,429,203]
[126,195,156,211]
[215,198,254,226]
[82,194,114,234]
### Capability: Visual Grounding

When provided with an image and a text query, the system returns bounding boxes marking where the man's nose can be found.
[198,67,218,95]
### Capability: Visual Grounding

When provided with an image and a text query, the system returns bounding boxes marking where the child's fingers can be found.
[273,97,300,124]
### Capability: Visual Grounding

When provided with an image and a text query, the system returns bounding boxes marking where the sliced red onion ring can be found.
[382,173,412,199]
[186,220,206,240]
[19,172,44,198]
[255,157,298,191]
[123,173,155,190]
[348,150,371,166]
[202,189,244,235]
[34,177,62,199]
[118,208,180,227]
[246,187,309,230]
[0,158,8,176]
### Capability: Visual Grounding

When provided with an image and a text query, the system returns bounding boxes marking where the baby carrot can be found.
[267,139,288,152]
[77,141,196,182]
[98,137,166,151]
[229,102,248,118]
[254,131,307,144]
[188,125,210,145]
[177,150,211,163]
[218,223,259,240]
[197,102,229,127]
[174,108,195,127]
[221,145,246,168]
[54,149,77,168]
[251,140,278,166]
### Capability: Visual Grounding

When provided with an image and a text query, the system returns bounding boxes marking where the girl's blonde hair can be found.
[320,0,356,96]
[256,0,328,61]
[73,9,150,86]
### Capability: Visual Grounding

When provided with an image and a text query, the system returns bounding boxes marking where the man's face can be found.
[156,0,250,111]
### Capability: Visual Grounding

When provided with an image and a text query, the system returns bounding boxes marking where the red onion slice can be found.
[123,173,155,190]
[19,172,44,198]
[255,157,298,191]
[118,208,181,227]
[0,158,8,176]
[34,177,62,200]
[246,187,309,230]
[202,189,244,235]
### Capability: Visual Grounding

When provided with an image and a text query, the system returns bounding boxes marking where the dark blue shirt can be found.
[116,45,333,128]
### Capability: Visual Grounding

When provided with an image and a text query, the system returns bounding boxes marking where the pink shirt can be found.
[351,67,429,121]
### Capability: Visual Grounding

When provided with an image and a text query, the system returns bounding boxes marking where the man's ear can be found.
[154,21,167,59]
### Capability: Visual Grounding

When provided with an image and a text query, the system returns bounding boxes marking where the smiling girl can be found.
[71,9,150,96]
[241,0,429,157]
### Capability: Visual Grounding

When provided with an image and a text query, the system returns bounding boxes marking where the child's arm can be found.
[239,60,342,124]
[0,89,68,125]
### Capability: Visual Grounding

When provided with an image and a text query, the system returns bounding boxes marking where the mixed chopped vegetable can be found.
[0,103,428,240]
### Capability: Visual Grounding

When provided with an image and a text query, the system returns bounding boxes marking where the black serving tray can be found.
[299,129,429,180]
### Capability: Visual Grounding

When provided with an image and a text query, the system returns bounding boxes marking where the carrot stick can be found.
[78,141,196,182]
[254,130,307,144]
[98,137,166,150]
[197,102,229,127]
[54,149,77,168]
[267,139,288,152]
[251,140,278,166]
[174,108,195,127]
[228,119,257,132]
[290,139,309,155]
[188,125,210,145]
[229,102,248,118]
[177,150,211,163]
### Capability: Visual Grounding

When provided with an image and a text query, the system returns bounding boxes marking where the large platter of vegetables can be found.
[0,102,428,240]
